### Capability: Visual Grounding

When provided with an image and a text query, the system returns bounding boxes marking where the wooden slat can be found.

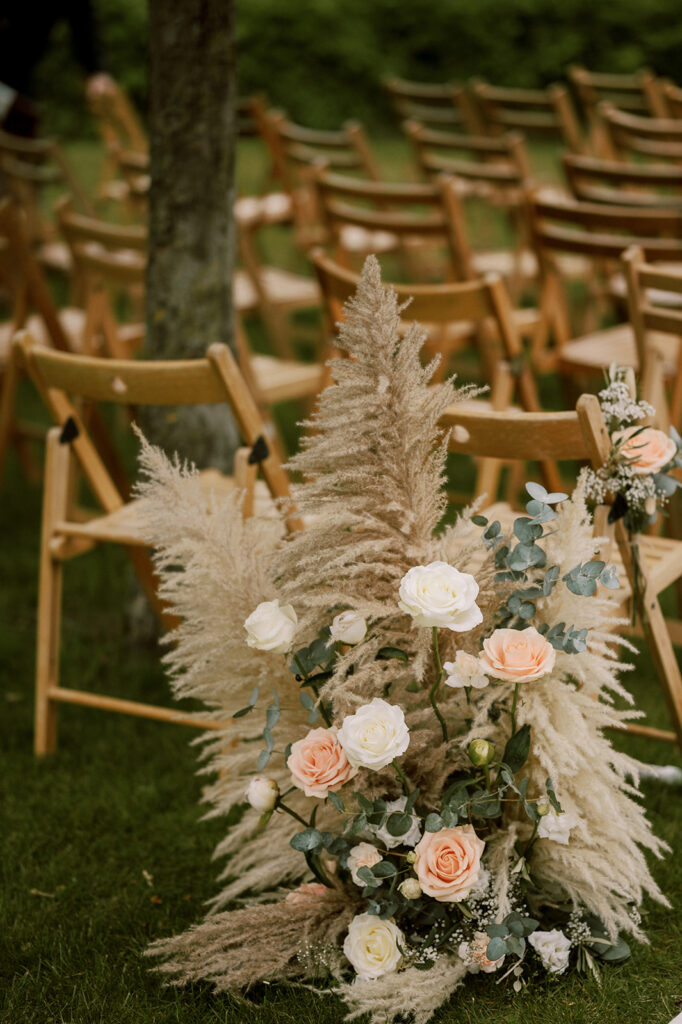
[442,406,587,460]
[49,686,229,730]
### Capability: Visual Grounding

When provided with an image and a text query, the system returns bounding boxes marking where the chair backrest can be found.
[87,81,148,156]
[384,77,481,133]
[598,103,682,161]
[660,79,682,120]
[405,120,532,190]
[568,65,666,122]
[622,244,682,430]
[15,333,299,528]
[264,110,380,190]
[471,80,583,153]
[313,167,473,280]
[562,152,682,208]
[0,199,72,351]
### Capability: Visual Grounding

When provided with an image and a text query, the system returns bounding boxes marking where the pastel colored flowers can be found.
[398,562,483,631]
[413,825,485,903]
[480,626,556,682]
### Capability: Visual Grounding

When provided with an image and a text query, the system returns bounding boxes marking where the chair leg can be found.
[640,594,682,748]
[0,351,20,489]
[35,429,72,755]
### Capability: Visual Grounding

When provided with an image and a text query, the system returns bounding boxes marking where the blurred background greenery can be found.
[37,0,682,137]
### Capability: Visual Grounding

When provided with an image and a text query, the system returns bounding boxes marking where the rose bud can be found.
[468,739,495,767]
[398,877,422,900]
[536,800,551,817]
[245,776,279,813]
[405,850,417,865]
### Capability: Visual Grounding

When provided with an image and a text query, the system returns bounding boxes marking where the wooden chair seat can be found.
[37,240,73,275]
[558,322,679,376]
[472,247,538,280]
[609,265,682,309]
[235,191,294,226]
[0,307,86,362]
[250,353,324,404]
[233,267,319,314]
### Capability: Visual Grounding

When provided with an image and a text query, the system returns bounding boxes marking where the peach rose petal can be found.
[480,626,556,683]
[414,824,485,903]
[613,426,677,476]
[287,726,355,798]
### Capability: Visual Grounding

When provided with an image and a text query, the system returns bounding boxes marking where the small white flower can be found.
[398,562,483,631]
[330,610,367,645]
[245,776,279,813]
[398,878,422,900]
[458,931,505,974]
[244,599,297,654]
[443,651,489,690]
[537,808,578,845]
[337,698,409,771]
[528,928,572,974]
[347,843,383,886]
[367,796,422,849]
[343,913,404,980]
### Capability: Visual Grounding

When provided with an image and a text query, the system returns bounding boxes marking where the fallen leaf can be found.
[142,869,153,887]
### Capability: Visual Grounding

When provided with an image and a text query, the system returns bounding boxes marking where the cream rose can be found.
[480,627,556,682]
[613,425,677,475]
[443,651,489,690]
[414,824,485,903]
[330,610,367,645]
[398,562,483,631]
[347,842,382,886]
[537,808,578,845]
[245,776,279,813]
[337,698,410,771]
[398,877,422,900]
[244,599,297,654]
[343,913,404,980]
[458,931,505,974]
[528,928,571,974]
[287,727,355,798]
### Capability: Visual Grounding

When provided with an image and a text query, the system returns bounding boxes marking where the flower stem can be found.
[429,627,449,743]
[510,682,520,736]
[277,801,310,829]
[277,801,334,888]
[294,654,334,727]
[393,759,412,795]
[523,819,539,856]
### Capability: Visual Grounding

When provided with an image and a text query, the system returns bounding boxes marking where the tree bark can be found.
[144,0,239,469]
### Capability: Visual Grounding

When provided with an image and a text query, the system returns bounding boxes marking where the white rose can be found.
[337,698,410,771]
[245,776,279,813]
[347,842,382,886]
[399,562,483,632]
[244,599,297,654]
[367,796,422,849]
[528,929,572,974]
[343,913,404,980]
[458,931,505,974]
[398,877,422,900]
[330,610,367,645]
[537,808,578,845]
[443,651,489,690]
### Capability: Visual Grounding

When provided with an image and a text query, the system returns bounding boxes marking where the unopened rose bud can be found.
[330,610,367,646]
[405,850,417,865]
[398,877,422,900]
[536,800,550,817]
[468,738,495,767]
[246,776,279,813]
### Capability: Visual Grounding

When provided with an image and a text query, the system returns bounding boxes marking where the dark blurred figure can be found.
[0,0,114,135]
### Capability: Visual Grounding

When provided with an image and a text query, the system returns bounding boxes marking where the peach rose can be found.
[480,627,556,683]
[287,726,355,798]
[612,426,677,475]
[285,883,329,906]
[414,824,485,903]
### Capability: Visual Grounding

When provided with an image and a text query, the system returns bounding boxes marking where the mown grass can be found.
[1,138,682,1024]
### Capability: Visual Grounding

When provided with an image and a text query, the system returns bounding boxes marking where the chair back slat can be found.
[563,152,682,207]
[473,80,583,152]
[443,406,589,460]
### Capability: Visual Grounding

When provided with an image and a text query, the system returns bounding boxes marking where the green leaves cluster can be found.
[344,790,420,842]
[486,911,539,961]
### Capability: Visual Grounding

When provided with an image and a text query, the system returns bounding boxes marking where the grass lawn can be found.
[1,138,682,1024]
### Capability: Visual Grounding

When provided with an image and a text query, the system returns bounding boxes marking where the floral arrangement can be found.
[583,364,682,534]
[137,260,668,1024]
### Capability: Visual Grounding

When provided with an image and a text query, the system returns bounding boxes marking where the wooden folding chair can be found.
[87,80,148,206]
[0,130,94,276]
[597,103,682,163]
[562,152,682,208]
[568,66,667,155]
[15,332,301,755]
[622,246,682,432]
[441,397,682,747]
[528,188,682,375]
[384,76,481,133]
[470,80,584,160]
[659,79,682,120]
[404,120,536,298]
[310,247,561,498]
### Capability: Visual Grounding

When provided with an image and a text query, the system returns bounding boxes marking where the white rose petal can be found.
[398,562,483,632]
[245,776,279,813]
[244,599,297,654]
[367,796,422,849]
[528,929,572,974]
[343,913,404,980]
[398,877,422,900]
[337,698,410,771]
[330,610,367,646]
[347,842,382,886]
[537,808,578,845]
[443,651,489,690]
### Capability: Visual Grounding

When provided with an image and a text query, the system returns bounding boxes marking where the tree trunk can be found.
[144,0,239,469]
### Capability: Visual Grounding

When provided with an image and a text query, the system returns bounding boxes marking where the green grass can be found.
[2,138,682,1024]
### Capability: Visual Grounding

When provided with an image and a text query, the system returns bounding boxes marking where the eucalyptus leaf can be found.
[328,791,345,813]
[357,865,380,887]
[257,747,271,771]
[471,514,488,526]
[486,923,508,939]
[372,860,397,878]
[290,827,322,852]
[502,724,531,773]
[386,811,414,837]
[376,646,409,663]
[425,813,443,832]
[486,936,508,961]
